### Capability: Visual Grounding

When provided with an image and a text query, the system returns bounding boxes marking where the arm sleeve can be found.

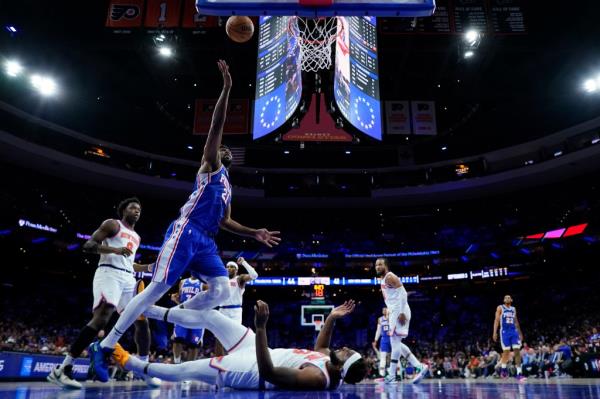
[240,259,259,280]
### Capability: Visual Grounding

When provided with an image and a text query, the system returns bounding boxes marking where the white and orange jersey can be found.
[380,272,410,316]
[222,276,245,307]
[214,347,332,390]
[98,220,140,273]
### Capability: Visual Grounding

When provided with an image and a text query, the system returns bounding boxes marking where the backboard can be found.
[301,305,334,329]
[196,0,436,18]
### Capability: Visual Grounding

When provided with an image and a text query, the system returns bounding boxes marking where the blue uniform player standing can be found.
[372,307,392,377]
[90,60,282,382]
[493,295,526,380]
[172,277,205,364]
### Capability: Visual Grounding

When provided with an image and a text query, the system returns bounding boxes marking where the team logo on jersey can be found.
[110,4,140,20]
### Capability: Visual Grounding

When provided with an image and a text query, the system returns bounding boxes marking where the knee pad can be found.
[207,277,230,302]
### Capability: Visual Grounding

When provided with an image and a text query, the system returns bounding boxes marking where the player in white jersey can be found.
[214,257,258,355]
[112,300,368,390]
[47,198,159,389]
[375,258,428,384]
[218,257,259,323]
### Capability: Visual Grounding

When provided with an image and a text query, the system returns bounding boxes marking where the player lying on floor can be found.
[111,300,368,390]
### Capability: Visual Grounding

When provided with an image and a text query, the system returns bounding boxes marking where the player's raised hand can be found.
[236,257,245,265]
[330,299,356,319]
[253,228,281,248]
[217,60,232,89]
[254,300,270,328]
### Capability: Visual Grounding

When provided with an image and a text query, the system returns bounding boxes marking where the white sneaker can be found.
[144,375,162,388]
[182,380,192,388]
[47,365,83,389]
[384,374,397,384]
[412,364,429,384]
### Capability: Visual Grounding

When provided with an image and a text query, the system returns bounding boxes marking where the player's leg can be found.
[513,338,525,379]
[386,334,401,383]
[49,269,120,388]
[144,306,253,352]
[187,328,203,361]
[99,223,197,354]
[172,325,186,364]
[500,350,510,378]
[113,344,219,385]
[127,281,151,361]
[378,351,387,377]
[179,254,229,311]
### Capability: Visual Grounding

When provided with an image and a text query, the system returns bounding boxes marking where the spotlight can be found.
[30,74,57,96]
[284,150,290,155]
[345,150,351,155]
[464,30,479,45]
[441,146,447,151]
[5,25,17,33]
[583,78,598,93]
[464,50,475,59]
[187,145,193,150]
[155,34,166,42]
[4,60,23,77]
[158,46,173,57]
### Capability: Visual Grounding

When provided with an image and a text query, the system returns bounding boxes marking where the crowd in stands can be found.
[2,280,599,380]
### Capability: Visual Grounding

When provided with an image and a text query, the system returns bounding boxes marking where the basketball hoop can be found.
[288,16,343,72]
[314,319,323,331]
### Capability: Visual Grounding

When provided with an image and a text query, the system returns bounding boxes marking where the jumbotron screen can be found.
[334,16,382,140]
[252,16,303,139]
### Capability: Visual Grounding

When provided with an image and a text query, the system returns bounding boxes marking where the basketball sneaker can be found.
[88,341,113,382]
[113,344,162,388]
[412,364,429,384]
[47,365,83,389]
[384,374,397,384]
[112,343,130,368]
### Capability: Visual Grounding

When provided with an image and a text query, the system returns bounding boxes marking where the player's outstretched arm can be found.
[220,205,281,247]
[254,300,326,390]
[314,300,356,355]
[83,219,132,256]
[201,60,232,171]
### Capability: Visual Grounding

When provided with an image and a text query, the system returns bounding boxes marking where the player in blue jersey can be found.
[171,276,206,366]
[493,295,526,381]
[372,307,392,378]
[89,60,281,382]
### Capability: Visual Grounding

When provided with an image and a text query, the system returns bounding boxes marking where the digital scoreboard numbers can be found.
[334,17,382,140]
[253,16,303,140]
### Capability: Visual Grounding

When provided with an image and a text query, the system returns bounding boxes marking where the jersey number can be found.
[221,174,232,204]
[505,317,514,324]
[292,349,325,361]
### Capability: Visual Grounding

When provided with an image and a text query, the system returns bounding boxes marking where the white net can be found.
[289,17,340,72]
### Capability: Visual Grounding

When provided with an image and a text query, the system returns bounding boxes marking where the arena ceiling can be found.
[1,1,600,167]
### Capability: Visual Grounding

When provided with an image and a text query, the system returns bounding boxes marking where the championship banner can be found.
[385,101,411,135]
[411,101,437,136]
[144,0,182,28]
[105,0,144,28]
[0,352,89,380]
[194,99,249,135]
[182,0,219,29]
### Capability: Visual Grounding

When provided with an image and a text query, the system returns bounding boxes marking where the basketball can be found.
[226,16,254,43]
